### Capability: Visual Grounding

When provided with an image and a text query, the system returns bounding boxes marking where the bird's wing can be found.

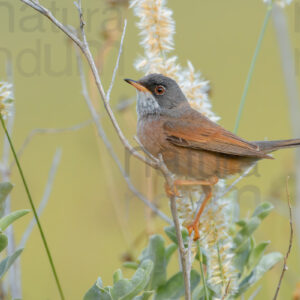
[163,110,271,159]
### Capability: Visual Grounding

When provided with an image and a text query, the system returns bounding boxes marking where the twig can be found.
[10,120,92,170]
[234,4,273,133]
[221,280,231,300]
[106,19,127,102]
[7,149,62,297]
[214,164,256,201]
[74,0,156,168]
[158,154,191,300]
[170,196,191,300]
[74,41,171,225]
[18,149,62,249]
[273,177,293,300]
[186,235,193,290]
[248,286,262,300]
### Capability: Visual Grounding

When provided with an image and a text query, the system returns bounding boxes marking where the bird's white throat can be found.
[136,90,160,118]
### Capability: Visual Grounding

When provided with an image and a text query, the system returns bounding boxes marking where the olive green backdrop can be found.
[1,0,300,299]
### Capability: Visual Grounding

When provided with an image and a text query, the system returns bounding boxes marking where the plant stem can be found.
[197,240,209,300]
[234,4,273,134]
[0,114,65,300]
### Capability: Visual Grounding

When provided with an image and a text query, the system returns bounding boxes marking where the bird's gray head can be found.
[124,73,188,118]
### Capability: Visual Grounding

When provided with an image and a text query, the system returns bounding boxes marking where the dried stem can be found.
[170,196,191,300]
[18,149,62,249]
[10,120,92,170]
[273,177,293,300]
[10,149,62,297]
[106,19,127,102]
[74,43,171,224]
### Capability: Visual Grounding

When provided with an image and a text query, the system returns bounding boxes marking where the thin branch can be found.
[74,43,171,224]
[73,1,157,168]
[20,0,83,48]
[170,196,191,300]
[107,19,128,102]
[214,164,256,201]
[10,120,92,170]
[273,177,293,300]
[18,149,62,249]
[248,286,262,300]
[221,280,231,300]
[158,154,191,300]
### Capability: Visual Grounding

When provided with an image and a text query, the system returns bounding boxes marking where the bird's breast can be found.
[137,116,167,157]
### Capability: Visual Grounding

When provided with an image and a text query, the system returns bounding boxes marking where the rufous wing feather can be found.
[163,110,272,159]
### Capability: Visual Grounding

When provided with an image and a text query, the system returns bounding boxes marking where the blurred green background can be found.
[1,0,300,299]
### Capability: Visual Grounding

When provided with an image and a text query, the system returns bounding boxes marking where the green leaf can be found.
[0,234,8,253]
[113,269,123,284]
[164,226,189,247]
[0,209,30,231]
[165,244,177,265]
[252,202,274,220]
[233,238,252,273]
[111,260,153,300]
[239,217,261,237]
[234,217,261,247]
[83,277,112,300]
[236,220,247,227]
[0,182,13,205]
[238,252,283,295]
[155,270,200,300]
[122,262,139,270]
[140,235,166,289]
[192,285,214,300]
[248,241,270,270]
[133,291,154,300]
[0,248,23,279]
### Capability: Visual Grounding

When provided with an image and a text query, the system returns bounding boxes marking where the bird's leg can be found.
[165,177,217,240]
[164,176,218,198]
[165,176,219,197]
[186,183,215,241]
[174,176,218,187]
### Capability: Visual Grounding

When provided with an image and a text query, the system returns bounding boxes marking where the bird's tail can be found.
[253,139,300,153]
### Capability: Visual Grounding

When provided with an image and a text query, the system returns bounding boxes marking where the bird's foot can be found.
[164,182,181,197]
[187,221,200,241]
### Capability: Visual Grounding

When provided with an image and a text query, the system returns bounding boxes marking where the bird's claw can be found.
[187,222,200,241]
[165,183,181,197]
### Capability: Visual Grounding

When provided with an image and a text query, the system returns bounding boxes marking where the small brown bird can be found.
[125,74,300,240]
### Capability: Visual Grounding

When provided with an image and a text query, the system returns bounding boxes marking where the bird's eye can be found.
[154,85,166,95]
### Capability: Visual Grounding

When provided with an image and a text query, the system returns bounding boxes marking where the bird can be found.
[125,73,300,240]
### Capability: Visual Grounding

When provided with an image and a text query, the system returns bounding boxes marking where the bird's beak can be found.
[124,78,150,93]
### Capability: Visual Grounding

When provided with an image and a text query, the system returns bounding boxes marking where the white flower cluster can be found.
[131,0,237,295]
[0,82,13,119]
[131,0,219,122]
[263,0,293,7]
